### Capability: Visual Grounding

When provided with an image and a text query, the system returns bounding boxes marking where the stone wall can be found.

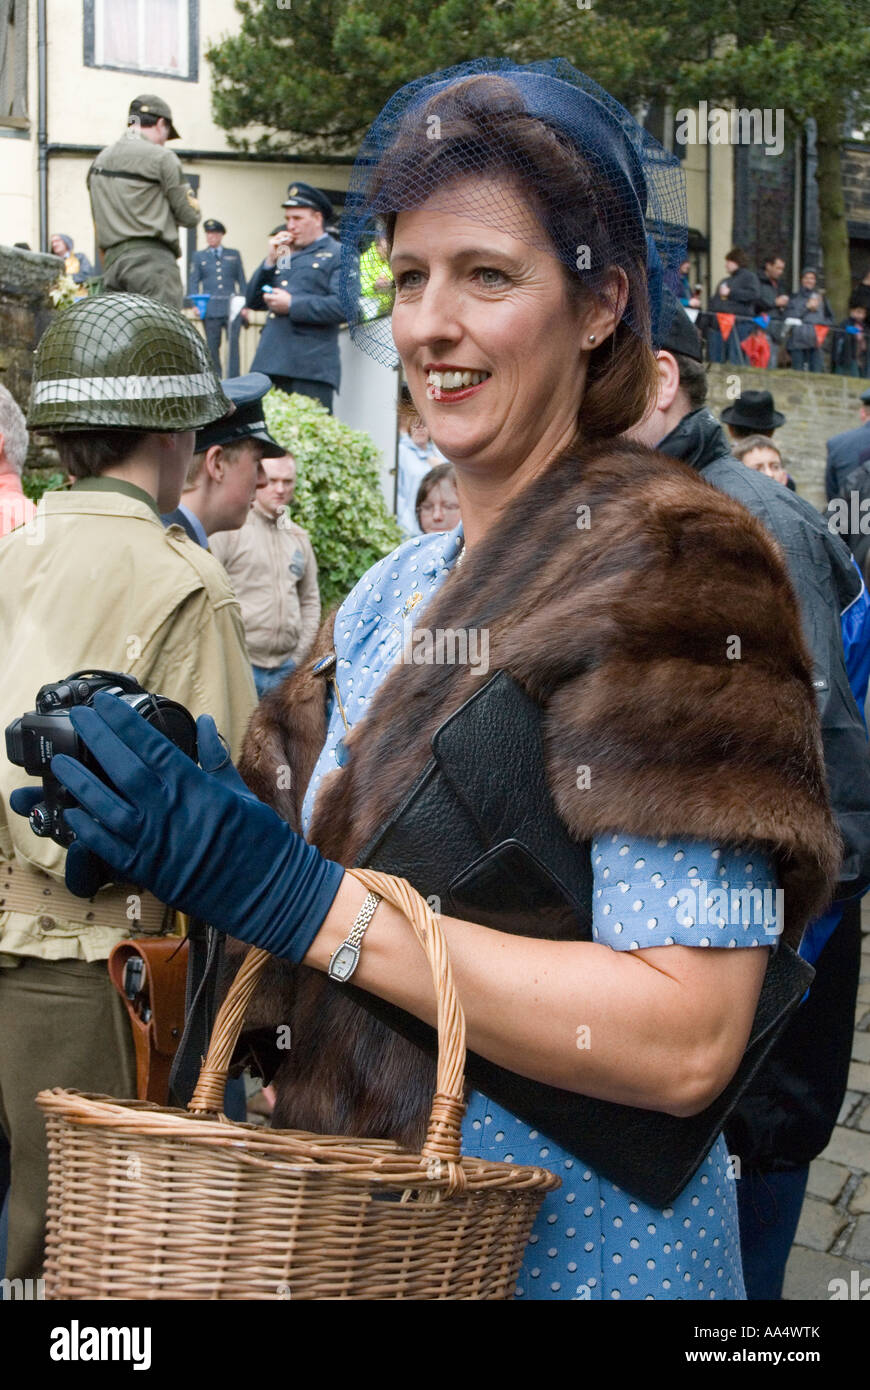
[706,364,867,512]
[0,243,64,473]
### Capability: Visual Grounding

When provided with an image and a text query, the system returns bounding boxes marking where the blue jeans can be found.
[790,347,824,372]
[707,327,745,364]
[736,1165,810,1300]
[252,658,296,698]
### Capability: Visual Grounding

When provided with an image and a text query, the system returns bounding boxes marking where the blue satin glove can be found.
[11,691,343,962]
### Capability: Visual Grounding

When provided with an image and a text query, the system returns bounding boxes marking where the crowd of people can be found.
[682,252,870,375]
[2,62,870,1308]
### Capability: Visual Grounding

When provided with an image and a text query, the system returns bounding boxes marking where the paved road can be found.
[783,904,870,1299]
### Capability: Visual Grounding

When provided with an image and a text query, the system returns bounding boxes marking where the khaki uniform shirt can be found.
[87,128,201,257]
[210,509,321,669]
[0,479,257,964]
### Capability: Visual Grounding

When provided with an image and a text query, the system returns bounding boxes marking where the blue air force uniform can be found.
[188,225,247,377]
[246,233,344,410]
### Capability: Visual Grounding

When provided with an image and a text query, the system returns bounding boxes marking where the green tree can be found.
[582,1,870,316]
[263,389,402,613]
[208,1,869,314]
[207,0,568,156]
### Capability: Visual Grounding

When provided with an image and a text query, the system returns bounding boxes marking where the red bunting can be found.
[743,332,771,369]
[716,313,736,341]
[814,324,830,347]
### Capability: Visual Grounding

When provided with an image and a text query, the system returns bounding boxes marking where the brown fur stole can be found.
[232,439,841,1151]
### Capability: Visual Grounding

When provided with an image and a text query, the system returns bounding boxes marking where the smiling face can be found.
[389,177,602,486]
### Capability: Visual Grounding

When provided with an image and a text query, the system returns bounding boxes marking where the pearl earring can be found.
[588,334,596,343]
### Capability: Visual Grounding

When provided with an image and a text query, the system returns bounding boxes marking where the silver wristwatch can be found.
[327,891,381,983]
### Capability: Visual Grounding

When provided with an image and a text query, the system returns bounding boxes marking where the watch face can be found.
[330,944,358,982]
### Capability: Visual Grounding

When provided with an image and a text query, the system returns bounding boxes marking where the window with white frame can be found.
[92,0,190,78]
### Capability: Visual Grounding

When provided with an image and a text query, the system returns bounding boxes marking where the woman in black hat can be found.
[34,59,837,1301]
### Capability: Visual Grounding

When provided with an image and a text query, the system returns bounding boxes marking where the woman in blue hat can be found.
[24,60,838,1300]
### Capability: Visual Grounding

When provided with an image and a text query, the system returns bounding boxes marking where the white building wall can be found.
[334,331,401,512]
[0,0,353,281]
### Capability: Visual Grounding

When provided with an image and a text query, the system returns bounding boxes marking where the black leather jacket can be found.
[659,408,870,902]
[659,407,870,1168]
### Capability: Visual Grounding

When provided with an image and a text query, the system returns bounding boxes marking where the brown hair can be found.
[731,434,782,463]
[415,462,457,527]
[725,247,748,267]
[51,429,149,479]
[372,75,659,441]
[675,353,709,410]
[185,438,251,489]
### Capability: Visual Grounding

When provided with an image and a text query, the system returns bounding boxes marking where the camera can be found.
[6,670,198,846]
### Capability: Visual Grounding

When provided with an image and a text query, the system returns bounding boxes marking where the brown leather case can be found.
[108,937,189,1105]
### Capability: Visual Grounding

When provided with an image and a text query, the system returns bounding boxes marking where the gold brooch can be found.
[402,591,423,617]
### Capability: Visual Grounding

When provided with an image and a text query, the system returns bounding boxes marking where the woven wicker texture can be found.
[339,57,687,366]
[28,293,232,431]
[37,869,559,1300]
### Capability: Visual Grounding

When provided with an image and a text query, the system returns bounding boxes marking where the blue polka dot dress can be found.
[301,524,777,1300]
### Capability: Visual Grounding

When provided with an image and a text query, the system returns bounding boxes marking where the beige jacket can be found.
[0,483,257,963]
[210,508,321,670]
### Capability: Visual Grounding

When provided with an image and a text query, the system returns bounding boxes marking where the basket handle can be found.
[188,869,469,1193]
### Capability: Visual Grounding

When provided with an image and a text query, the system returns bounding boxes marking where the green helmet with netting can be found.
[28,293,233,431]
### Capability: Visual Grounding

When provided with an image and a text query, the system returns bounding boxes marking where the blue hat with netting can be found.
[339,57,687,366]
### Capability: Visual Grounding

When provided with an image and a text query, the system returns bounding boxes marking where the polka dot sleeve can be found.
[591,836,780,951]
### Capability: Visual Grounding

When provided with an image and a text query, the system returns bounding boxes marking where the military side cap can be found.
[194,373,285,457]
[281,182,333,222]
[657,288,703,362]
[129,93,180,140]
[28,294,232,432]
[203,219,226,234]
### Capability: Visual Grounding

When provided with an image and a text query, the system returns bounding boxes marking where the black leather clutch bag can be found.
[348,671,814,1208]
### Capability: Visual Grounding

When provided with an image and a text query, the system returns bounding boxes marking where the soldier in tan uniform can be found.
[88,94,200,309]
[0,295,257,1280]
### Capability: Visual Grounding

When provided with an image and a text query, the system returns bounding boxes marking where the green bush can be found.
[264,389,402,613]
[21,470,66,503]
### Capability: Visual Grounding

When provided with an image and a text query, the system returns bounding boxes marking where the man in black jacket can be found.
[756,254,789,368]
[706,247,761,364]
[826,387,870,501]
[630,293,870,1299]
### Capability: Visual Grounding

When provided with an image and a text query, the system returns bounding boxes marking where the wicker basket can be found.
[37,868,560,1299]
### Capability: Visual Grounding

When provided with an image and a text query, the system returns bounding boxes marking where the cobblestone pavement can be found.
[783,905,870,1299]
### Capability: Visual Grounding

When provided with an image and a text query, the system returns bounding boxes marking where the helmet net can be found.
[28,293,232,432]
[340,58,687,367]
